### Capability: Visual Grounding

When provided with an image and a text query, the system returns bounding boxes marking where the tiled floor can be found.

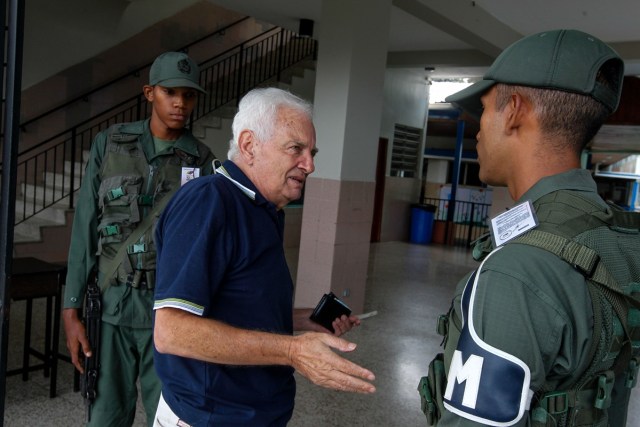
[3,241,640,425]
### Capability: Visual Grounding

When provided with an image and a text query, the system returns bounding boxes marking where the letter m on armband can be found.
[444,260,534,426]
[445,351,484,408]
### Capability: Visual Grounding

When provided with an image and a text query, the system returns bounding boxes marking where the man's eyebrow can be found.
[291,139,318,154]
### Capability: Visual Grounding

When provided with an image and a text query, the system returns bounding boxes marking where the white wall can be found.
[23,0,202,89]
[380,68,429,146]
[379,68,429,241]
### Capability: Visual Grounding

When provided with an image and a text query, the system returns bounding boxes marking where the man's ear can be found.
[143,85,154,102]
[504,92,529,135]
[237,130,255,163]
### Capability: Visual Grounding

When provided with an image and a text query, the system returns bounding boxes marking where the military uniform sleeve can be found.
[195,140,216,175]
[201,149,216,175]
[438,244,592,426]
[63,131,108,308]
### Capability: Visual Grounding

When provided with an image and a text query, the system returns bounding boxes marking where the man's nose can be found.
[300,152,315,174]
[174,95,186,108]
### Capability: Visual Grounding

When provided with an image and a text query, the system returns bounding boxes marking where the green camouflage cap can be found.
[149,51,206,94]
[446,29,624,119]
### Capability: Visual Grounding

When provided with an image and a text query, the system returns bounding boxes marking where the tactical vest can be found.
[419,189,640,427]
[96,123,213,289]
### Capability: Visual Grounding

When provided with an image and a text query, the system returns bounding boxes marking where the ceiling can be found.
[210,0,640,169]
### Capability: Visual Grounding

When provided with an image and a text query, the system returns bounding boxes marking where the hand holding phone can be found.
[309,292,352,333]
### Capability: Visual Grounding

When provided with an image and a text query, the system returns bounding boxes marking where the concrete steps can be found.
[12,152,87,262]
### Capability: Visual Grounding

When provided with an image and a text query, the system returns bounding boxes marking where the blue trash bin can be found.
[410,204,436,244]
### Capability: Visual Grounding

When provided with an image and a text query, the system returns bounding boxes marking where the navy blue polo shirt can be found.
[153,160,295,426]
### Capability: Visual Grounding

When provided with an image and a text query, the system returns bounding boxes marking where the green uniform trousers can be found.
[88,322,160,427]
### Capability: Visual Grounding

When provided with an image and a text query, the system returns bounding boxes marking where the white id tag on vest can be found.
[181,167,201,186]
[490,200,538,247]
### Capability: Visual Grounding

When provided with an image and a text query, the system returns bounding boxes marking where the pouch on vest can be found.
[418,353,447,425]
[98,175,144,224]
[99,274,129,316]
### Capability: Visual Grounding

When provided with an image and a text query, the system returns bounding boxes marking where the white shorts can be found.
[153,393,192,427]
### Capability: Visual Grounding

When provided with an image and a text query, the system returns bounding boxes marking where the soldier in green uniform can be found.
[62,51,215,426]
[418,30,640,426]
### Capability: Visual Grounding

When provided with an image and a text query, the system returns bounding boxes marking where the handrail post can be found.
[135,94,142,122]
[467,202,475,246]
[235,43,245,104]
[276,29,285,82]
[69,127,77,210]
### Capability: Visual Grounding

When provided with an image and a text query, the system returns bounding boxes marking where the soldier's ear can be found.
[143,85,155,102]
[504,92,531,136]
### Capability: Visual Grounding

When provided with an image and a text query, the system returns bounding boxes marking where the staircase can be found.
[12,41,317,264]
[12,151,88,263]
[191,58,317,155]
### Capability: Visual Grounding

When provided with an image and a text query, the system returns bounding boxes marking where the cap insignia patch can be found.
[177,59,191,75]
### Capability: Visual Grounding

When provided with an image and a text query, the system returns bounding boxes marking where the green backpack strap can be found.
[604,204,640,229]
[514,229,640,311]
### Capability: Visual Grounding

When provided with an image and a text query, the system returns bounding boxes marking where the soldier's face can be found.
[476,87,511,187]
[145,85,198,138]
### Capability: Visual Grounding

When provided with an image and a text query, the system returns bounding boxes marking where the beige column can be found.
[295,0,392,314]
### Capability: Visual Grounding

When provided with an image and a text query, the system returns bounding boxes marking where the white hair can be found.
[227,87,313,160]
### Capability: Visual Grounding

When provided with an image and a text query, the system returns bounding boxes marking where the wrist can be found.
[62,307,81,321]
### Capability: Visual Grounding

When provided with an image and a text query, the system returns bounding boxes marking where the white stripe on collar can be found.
[215,166,256,200]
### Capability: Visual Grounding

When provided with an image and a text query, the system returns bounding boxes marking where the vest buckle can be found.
[107,186,126,201]
[101,225,120,237]
[538,391,569,415]
[626,357,640,389]
[594,371,614,409]
[127,243,147,254]
[437,314,449,337]
[572,253,600,279]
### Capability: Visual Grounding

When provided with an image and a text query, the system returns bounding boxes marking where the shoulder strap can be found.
[97,188,178,290]
[513,229,637,377]
[515,230,613,289]
[107,124,140,143]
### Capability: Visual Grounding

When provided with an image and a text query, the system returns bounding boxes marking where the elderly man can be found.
[152,87,375,427]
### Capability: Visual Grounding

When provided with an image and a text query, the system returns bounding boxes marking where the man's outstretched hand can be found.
[288,332,375,394]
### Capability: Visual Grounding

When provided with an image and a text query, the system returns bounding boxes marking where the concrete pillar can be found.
[294,0,392,314]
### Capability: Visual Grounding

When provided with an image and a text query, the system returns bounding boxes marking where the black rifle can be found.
[80,276,101,422]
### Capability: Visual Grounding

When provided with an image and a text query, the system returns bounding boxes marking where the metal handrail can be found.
[19,17,251,130]
[9,25,316,225]
[423,197,491,247]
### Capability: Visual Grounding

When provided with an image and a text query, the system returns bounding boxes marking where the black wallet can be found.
[309,292,352,333]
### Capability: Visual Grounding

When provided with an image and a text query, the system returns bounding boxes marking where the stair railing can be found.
[8,25,316,226]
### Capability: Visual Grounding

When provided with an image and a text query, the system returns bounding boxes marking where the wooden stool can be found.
[8,257,66,398]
